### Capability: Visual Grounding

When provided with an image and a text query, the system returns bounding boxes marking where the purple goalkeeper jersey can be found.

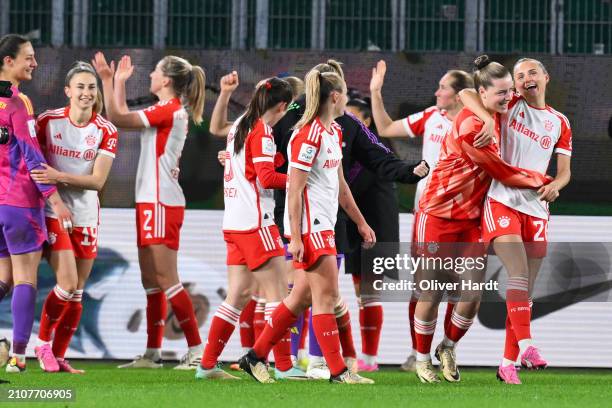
[0,85,56,208]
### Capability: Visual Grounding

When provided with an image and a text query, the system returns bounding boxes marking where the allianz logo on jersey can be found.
[509,118,552,149]
[49,143,96,161]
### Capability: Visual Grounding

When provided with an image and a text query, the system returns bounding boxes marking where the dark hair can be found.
[472,55,510,90]
[513,57,548,75]
[234,77,293,154]
[446,70,474,94]
[346,98,372,121]
[0,34,30,71]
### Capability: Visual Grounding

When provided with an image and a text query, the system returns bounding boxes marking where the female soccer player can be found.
[92,53,205,369]
[30,61,118,374]
[412,55,552,384]
[239,69,376,385]
[369,61,476,372]
[0,34,72,373]
[459,58,572,384]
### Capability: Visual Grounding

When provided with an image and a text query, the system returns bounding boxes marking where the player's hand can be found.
[358,223,376,249]
[47,193,73,233]
[114,55,134,83]
[288,238,304,263]
[538,181,560,202]
[369,60,387,93]
[92,52,115,82]
[220,71,239,93]
[31,163,61,184]
[217,150,226,166]
[474,118,496,148]
[413,160,429,178]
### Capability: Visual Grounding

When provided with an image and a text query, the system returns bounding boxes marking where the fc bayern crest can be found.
[498,216,511,228]
[48,232,57,245]
[327,234,335,248]
[427,242,439,254]
[543,120,554,131]
[86,134,97,146]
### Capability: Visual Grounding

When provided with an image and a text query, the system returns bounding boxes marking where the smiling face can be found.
[65,72,98,111]
[479,74,514,114]
[1,41,37,84]
[513,59,549,104]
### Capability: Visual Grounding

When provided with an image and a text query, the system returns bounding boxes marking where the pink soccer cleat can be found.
[35,344,59,372]
[57,359,85,374]
[497,364,521,384]
[520,346,547,369]
[357,359,379,372]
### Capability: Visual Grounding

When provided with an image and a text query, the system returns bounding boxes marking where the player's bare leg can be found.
[0,258,12,367]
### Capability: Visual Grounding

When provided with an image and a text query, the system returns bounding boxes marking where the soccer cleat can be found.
[229,362,242,371]
[0,338,10,367]
[520,346,547,370]
[415,360,441,383]
[5,357,26,373]
[497,364,522,385]
[35,344,60,373]
[238,349,275,383]
[435,344,460,382]
[274,366,308,380]
[195,363,240,380]
[174,349,202,370]
[306,358,330,380]
[57,359,85,374]
[330,369,375,384]
[357,359,379,372]
[399,354,416,372]
[117,355,163,369]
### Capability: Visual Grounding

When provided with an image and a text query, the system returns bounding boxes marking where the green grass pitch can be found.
[1,361,611,407]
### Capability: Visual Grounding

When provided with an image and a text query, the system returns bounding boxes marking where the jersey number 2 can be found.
[533,220,547,241]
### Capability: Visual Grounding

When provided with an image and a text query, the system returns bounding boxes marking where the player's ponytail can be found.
[295,70,345,130]
[312,59,345,80]
[159,56,206,125]
[233,77,292,155]
[65,61,104,114]
[472,55,509,90]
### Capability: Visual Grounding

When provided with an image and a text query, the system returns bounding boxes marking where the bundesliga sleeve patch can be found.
[297,143,317,164]
[408,111,424,125]
[262,137,275,155]
[27,119,36,138]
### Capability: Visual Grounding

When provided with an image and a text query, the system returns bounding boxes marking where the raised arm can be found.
[210,71,239,137]
[92,52,145,129]
[369,60,410,138]
[113,55,134,115]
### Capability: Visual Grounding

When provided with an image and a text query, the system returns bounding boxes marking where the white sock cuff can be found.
[53,285,73,301]
[414,318,436,335]
[145,287,162,295]
[507,277,529,291]
[165,283,184,299]
[215,302,241,324]
[450,310,473,330]
[334,299,348,317]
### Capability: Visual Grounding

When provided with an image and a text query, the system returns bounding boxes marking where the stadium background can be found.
[2,0,612,372]
[5,0,612,213]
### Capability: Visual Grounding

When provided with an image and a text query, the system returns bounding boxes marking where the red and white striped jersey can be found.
[136,98,188,206]
[223,118,278,232]
[488,94,572,219]
[402,106,452,210]
[284,118,343,236]
[418,108,551,220]
[37,107,118,227]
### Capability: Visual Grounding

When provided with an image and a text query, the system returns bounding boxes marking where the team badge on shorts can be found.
[427,242,439,254]
[48,232,57,245]
[327,234,335,248]
[498,216,511,228]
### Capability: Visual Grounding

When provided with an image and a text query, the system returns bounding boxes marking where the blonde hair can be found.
[513,57,548,75]
[283,76,304,99]
[295,70,345,129]
[312,59,344,79]
[159,56,206,125]
[65,61,103,114]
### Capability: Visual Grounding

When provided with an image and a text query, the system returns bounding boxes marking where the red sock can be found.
[443,301,456,334]
[445,310,473,343]
[299,308,309,350]
[335,300,356,358]
[506,277,531,341]
[253,298,266,341]
[266,302,293,371]
[52,292,83,359]
[202,302,240,369]
[252,302,296,360]
[146,288,167,349]
[361,299,383,357]
[414,317,436,355]
[504,314,520,362]
[312,314,346,376]
[39,285,72,342]
[239,297,257,349]
[166,284,202,347]
[408,297,418,351]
